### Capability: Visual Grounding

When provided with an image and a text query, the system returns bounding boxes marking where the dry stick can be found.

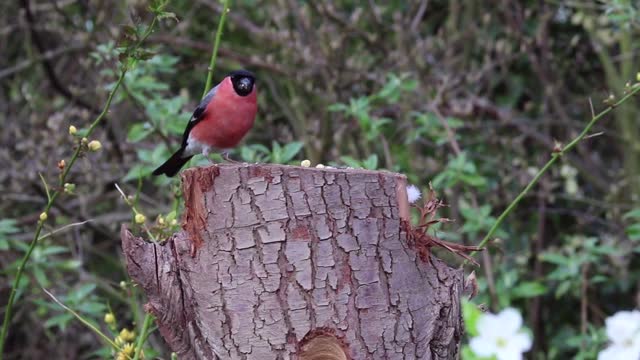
[470,83,640,260]
[0,17,158,358]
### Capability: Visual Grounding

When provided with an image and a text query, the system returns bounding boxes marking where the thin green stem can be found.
[132,313,154,360]
[201,0,231,98]
[42,288,119,350]
[0,18,157,358]
[472,83,640,258]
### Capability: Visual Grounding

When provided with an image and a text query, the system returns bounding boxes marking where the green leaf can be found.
[592,245,619,255]
[165,210,177,223]
[127,123,153,142]
[590,275,609,284]
[555,281,572,298]
[511,281,548,298]
[539,253,569,265]
[240,146,256,162]
[623,209,640,220]
[77,302,106,315]
[58,259,82,270]
[33,267,50,287]
[71,284,97,302]
[340,156,363,168]
[363,154,378,170]
[626,223,640,241]
[0,219,20,234]
[124,164,154,182]
[462,300,482,337]
[271,141,283,163]
[44,313,74,331]
[40,245,69,256]
[280,142,304,163]
[327,103,348,112]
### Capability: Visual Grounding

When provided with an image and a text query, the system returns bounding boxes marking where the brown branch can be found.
[149,34,287,75]
[0,43,86,79]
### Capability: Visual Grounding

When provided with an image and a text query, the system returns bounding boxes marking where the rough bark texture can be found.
[121,164,463,359]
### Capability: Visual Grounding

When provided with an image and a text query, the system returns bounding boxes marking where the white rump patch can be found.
[185,136,212,157]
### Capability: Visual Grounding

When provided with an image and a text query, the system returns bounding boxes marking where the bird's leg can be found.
[221,150,240,163]
[202,147,215,164]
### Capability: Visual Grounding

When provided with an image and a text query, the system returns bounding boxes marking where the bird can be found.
[152,70,258,177]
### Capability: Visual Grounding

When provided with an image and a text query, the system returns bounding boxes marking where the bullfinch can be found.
[152,69,258,177]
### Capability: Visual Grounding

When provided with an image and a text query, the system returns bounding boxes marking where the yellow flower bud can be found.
[119,328,136,342]
[636,72,640,82]
[119,280,127,289]
[81,137,88,145]
[104,312,115,325]
[69,125,77,135]
[116,352,127,360]
[315,164,325,169]
[135,213,146,224]
[88,140,102,152]
[158,216,165,225]
[39,212,48,221]
[170,219,177,226]
[122,343,135,356]
[115,336,125,347]
[300,159,311,167]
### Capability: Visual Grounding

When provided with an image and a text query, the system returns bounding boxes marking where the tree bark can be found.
[121,164,463,359]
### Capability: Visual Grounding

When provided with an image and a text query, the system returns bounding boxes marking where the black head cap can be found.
[229,69,256,97]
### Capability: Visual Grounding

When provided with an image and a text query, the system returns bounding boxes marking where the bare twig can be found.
[0,44,85,79]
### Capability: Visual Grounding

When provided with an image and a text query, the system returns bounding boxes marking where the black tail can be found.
[152,148,193,177]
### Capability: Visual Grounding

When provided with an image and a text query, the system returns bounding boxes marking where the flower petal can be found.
[605,310,640,344]
[496,348,524,360]
[495,308,524,335]
[597,344,640,360]
[476,313,502,339]
[511,332,533,353]
[470,336,497,357]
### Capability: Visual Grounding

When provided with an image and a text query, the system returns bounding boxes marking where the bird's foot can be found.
[202,147,217,164]
[222,151,241,163]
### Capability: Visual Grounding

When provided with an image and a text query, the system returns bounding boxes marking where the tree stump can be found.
[121,164,464,359]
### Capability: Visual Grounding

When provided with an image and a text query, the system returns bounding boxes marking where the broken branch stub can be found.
[121,164,464,359]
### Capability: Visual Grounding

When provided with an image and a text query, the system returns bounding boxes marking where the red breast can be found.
[190,76,257,149]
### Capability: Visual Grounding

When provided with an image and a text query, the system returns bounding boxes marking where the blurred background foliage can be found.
[1,0,639,358]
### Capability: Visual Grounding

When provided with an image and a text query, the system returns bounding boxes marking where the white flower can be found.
[406,184,421,204]
[598,310,640,360]
[469,308,532,360]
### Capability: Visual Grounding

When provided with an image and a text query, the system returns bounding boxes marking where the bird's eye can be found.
[233,77,254,96]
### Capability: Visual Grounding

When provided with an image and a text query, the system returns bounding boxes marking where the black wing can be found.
[179,85,219,148]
